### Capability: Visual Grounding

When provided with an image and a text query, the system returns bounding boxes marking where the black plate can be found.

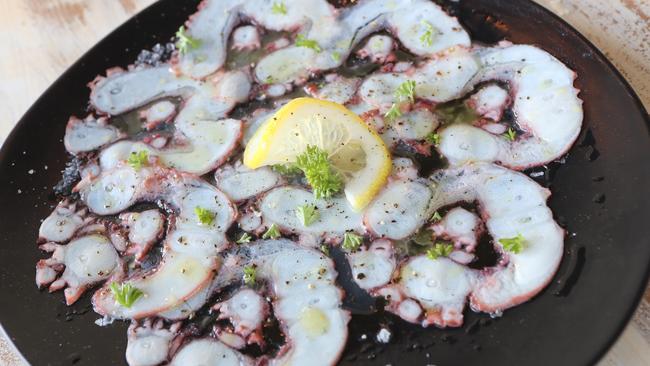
[1,0,649,365]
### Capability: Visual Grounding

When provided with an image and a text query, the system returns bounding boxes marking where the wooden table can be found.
[0,0,648,364]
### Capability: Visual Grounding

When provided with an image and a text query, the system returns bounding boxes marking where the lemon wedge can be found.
[244,97,391,210]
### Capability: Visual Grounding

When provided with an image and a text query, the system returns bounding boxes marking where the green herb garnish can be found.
[342,232,363,252]
[431,211,442,222]
[295,34,322,53]
[395,80,417,104]
[295,145,343,199]
[194,206,215,225]
[419,20,435,47]
[237,232,252,244]
[127,150,149,171]
[426,132,441,146]
[296,205,320,227]
[272,163,302,175]
[175,26,202,54]
[426,242,454,260]
[262,223,281,239]
[499,234,526,254]
[243,265,257,285]
[320,244,330,256]
[504,127,517,141]
[110,282,143,308]
[271,1,287,15]
[384,103,402,121]
[331,51,341,62]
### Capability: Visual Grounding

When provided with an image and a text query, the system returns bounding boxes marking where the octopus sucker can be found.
[34,0,584,362]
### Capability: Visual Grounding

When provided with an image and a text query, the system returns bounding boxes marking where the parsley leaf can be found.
[243,265,257,285]
[194,206,215,225]
[431,211,442,222]
[426,132,441,146]
[272,163,302,175]
[320,244,330,256]
[296,205,320,226]
[419,20,435,47]
[504,127,517,141]
[342,232,363,252]
[499,234,526,254]
[127,150,149,171]
[271,1,287,15]
[236,232,252,244]
[110,282,143,308]
[331,51,341,62]
[426,242,454,260]
[295,34,322,53]
[262,223,281,239]
[295,145,343,199]
[175,26,201,54]
[384,103,402,122]
[395,80,417,104]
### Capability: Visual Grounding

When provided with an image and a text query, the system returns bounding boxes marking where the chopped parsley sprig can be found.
[110,282,144,308]
[426,242,454,260]
[175,26,201,54]
[295,145,344,199]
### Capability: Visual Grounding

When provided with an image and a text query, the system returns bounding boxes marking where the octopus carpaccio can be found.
[35,0,583,364]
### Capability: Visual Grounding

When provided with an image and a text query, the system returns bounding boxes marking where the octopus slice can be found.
[119,209,165,261]
[139,100,176,130]
[380,107,440,149]
[430,162,564,313]
[36,234,121,305]
[357,34,395,63]
[64,115,123,154]
[214,161,281,202]
[254,0,470,85]
[38,200,89,243]
[91,66,249,175]
[364,179,433,240]
[347,239,396,290]
[431,207,483,250]
[439,43,583,170]
[398,256,474,327]
[218,239,349,366]
[213,288,268,344]
[358,47,480,110]
[467,84,510,122]
[305,74,361,105]
[231,25,261,51]
[126,319,180,366]
[77,165,236,319]
[170,338,253,366]
[259,186,363,237]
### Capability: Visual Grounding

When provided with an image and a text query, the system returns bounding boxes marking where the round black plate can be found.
[1,0,649,365]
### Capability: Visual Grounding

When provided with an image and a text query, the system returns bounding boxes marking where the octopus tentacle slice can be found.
[430,207,484,251]
[258,186,364,237]
[126,319,181,366]
[214,160,281,202]
[376,163,564,326]
[35,235,121,305]
[430,162,564,313]
[348,239,396,290]
[364,179,433,240]
[76,165,236,319]
[169,338,254,366]
[358,46,480,110]
[175,0,469,83]
[119,209,165,262]
[38,200,90,243]
[91,65,249,175]
[213,288,268,346]
[64,115,123,154]
[214,239,350,366]
[439,43,583,170]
